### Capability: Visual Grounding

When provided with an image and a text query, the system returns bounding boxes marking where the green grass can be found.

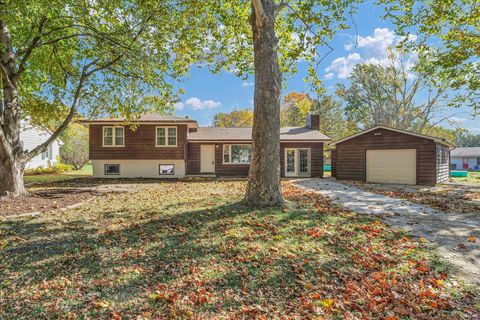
[24,164,92,185]
[451,171,480,184]
[0,181,476,318]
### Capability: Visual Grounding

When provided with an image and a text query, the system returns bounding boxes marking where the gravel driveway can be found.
[292,178,480,284]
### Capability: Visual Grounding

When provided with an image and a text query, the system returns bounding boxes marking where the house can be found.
[450,147,480,171]
[330,126,454,185]
[81,113,330,178]
[21,120,62,169]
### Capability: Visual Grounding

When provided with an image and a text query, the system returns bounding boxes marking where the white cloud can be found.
[185,97,221,110]
[324,53,362,79]
[173,102,184,110]
[325,28,418,80]
[241,82,254,87]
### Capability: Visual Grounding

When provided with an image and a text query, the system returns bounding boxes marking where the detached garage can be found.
[330,126,454,185]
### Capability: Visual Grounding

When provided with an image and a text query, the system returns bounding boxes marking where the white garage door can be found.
[366,149,417,184]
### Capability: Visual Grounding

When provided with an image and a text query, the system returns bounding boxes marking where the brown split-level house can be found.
[81,113,330,179]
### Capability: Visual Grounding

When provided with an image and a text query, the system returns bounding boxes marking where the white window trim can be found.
[159,164,175,175]
[222,144,252,165]
[156,126,177,147]
[103,126,125,147]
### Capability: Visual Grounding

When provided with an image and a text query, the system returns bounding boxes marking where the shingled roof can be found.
[80,113,197,124]
[188,127,331,141]
[451,147,480,157]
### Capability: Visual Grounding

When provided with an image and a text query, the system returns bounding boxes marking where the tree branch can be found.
[252,0,266,26]
[26,68,87,162]
[15,16,47,80]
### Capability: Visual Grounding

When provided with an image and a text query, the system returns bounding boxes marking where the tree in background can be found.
[60,123,89,170]
[310,95,355,141]
[280,92,312,127]
[454,130,480,147]
[0,0,186,195]
[336,51,454,132]
[213,109,253,127]
[381,0,479,112]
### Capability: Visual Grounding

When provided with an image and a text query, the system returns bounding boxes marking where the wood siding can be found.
[436,143,450,183]
[334,128,437,185]
[89,124,188,160]
[186,142,324,177]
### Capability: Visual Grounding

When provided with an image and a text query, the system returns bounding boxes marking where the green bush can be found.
[24,163,73,176]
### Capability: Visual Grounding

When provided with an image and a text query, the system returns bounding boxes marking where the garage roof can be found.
[451,147,480,157]
[330,126,454,147]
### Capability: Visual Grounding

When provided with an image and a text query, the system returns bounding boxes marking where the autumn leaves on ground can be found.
[0,181,478,319]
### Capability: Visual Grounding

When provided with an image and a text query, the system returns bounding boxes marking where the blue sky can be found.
[172,3,478,132]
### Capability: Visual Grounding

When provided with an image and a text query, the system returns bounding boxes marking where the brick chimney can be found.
[306,113,319,130]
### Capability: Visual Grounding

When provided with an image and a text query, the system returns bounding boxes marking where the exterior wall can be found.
[92,159,185,178]
[186,141,324,178]
[21,123,61,169]
[451,157,480,171]
[335,128,437,185]
[89,124,188,160]
[435,143,450,183]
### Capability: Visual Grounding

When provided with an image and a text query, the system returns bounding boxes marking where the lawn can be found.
[24,164,93,185]
[452,171,480,184]
[0,180,477,319]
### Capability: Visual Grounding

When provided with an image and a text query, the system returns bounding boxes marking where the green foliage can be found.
[336,52,452,132]
[380,0,480,112]
[454,130,480,147]
[60,123,89,170]
[212,109,254,127]
[280,92,312,127]
[24,162,73,176]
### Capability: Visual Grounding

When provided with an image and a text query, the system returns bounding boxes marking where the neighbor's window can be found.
[477,157,480,166]
[159,164,174,175]
[156,127,177,146]
[41,144,53,160]
[223,144,251,164]
[103,126,124,146]
[104,164,120,175]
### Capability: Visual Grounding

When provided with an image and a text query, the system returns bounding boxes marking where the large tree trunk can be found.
[245,0,284,207]
[0,159,26,196]
[0,20,27,196]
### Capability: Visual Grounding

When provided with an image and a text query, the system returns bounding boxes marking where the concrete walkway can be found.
[292,178,480,284]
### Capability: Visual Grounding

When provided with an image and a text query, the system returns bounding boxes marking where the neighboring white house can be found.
[451,147,480,171]
[20,120,62,169]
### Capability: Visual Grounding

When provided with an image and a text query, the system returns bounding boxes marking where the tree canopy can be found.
[213,109,254,127]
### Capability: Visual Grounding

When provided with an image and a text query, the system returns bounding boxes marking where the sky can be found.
[171,2,478,132]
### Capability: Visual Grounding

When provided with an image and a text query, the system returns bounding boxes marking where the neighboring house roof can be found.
[80,113,198,127]
[451,147,480,157]
[188,127,331,142]
[330,126,454,147]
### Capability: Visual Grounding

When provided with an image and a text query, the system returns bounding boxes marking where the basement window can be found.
[159,164,175,175]
[104,164,120,175]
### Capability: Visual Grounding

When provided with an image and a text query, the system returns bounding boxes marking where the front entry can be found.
[285,148,311,177]
[200,144,215,173]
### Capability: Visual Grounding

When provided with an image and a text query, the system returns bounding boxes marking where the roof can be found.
[330,126,454,147]
[451,147,480,157]
[80,113,198,127]
[188,127,331,141]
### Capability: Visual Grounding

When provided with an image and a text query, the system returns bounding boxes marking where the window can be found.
[104,164,120,175]
[41,144,53,160]
[159,164,175,175]
[436,145,448,165]
[223,144,251,164]
[103,126,124,146]
[156,127,177,146]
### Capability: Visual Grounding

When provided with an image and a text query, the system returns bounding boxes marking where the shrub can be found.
[25,163,73,176]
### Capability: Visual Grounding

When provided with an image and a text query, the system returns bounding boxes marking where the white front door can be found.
[200,145,215,173]
[285,148,310,177]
